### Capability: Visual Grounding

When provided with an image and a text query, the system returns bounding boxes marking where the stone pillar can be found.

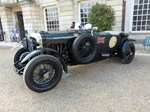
[58,0,74,30]
[124,0,134,33]
[0,7,14,42]
[105,0,123,31]
[73,1,79,22]
[20,2,40,35]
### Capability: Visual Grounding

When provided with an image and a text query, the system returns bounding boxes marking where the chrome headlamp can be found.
[29,33,43,48]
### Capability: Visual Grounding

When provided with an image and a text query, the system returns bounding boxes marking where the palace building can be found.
[0,0,149,42]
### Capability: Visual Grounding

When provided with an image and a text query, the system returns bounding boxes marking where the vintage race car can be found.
[13,24,135,92]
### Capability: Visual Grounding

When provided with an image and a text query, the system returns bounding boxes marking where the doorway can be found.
[17,11,25,40]
[0,17,4,41]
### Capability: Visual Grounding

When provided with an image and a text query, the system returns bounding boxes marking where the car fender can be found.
[122,39,136,53]
[21,48,67,72]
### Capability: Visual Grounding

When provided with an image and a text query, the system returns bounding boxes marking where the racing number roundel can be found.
[109,36,117,48]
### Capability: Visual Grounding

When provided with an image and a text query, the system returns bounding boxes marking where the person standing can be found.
[14,25,19,42]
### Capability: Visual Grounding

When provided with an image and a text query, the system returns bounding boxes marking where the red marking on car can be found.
[97,37,105,44]
[73,33,79,37]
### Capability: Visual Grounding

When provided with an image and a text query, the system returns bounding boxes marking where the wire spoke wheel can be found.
[23,55,62,92]
[32,63,56,86]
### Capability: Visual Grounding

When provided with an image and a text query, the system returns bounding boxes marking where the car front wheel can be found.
[14,48,29,63]
[23,55,62,92]
[14,48,29,75]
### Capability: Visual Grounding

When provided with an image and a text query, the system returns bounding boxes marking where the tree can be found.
[89,3,116,32]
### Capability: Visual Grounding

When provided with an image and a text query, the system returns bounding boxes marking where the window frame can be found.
[78,0,99,25]
[129,0,150,33]
[44,6,60,31]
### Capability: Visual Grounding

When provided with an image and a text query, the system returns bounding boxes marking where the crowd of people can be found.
[70,22,85,29]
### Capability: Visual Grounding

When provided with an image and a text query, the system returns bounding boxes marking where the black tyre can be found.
[14,48,29,75]
[23,55,62,92]
[122,43,135,64]
[14,48,28,63]
[72,34,97,64]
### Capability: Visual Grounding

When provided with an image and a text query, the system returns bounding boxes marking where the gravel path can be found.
[0,46,150,112]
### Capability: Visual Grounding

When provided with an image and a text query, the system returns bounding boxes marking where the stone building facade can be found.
[125,0,150,41]
[0,0,149,42]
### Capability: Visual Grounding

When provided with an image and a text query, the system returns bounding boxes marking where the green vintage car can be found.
[13,24,135,92]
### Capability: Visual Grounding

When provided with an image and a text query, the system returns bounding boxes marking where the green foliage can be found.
[89,3,116,32]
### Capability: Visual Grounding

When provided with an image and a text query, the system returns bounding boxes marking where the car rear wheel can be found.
[72,34,97,64]
[122,43,135,64]
[23,55,62,92]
